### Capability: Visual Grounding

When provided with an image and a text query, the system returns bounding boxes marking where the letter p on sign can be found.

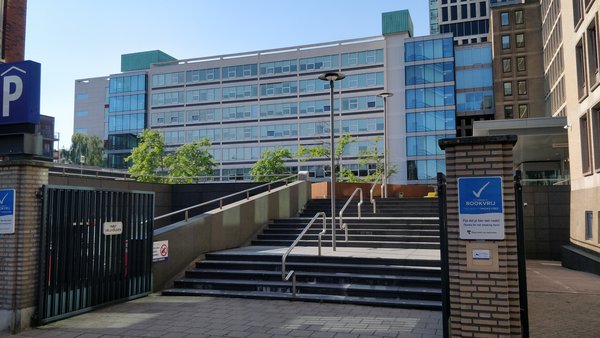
[3,75,23,117]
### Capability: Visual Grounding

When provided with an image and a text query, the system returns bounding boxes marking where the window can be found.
[576,39,588,99]
[501,12,509,26]
[517,56,526,71]
[504,106,514,119]
[581,112,592,174]
[461,4,467,19]
[515,33,525,48]
[502,58,511,72]
[451,6,457,20]
[593,107,600,171]
[587,21,600,87]
[518,104,528,118]
[573,0,583,28]
[515,10,524,24]
[502,35,510,49]
[504,82,512,96]
[518,80,527,95]
[479,1,486,17]
[586,211,593,240]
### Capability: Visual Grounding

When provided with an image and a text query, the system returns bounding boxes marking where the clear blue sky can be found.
[25,1,429,148]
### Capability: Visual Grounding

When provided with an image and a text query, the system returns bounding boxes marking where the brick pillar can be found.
[439,135,523,337]
[0,159,50,333]
[3,0,27,62]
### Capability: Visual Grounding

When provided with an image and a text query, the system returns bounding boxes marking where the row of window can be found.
[407,159,447,181]
[406,110,456,132]
[573,0,596,29]
[107,113,145,133]
[405,38,454,62]
[108,94,146,113]
[503,80,528,96]
[159,117,384,144]
[151,72,384,106]
[456,67,492,89]
[406,86,455,109]
[501,33,526,50]
[439,19,489,39]
[150,95,384,126]
[503,104,529,119]
[456,90,494,112]
[150,49,384,87]
[579,106,600,176]
[109,75,146,94]
[440,1,487,22]
[407,134,453,157]
[575,14,600,100]
[502,56,527,73]
[405,62,454,86]
[499,9,524,27]
[454,44,492,68]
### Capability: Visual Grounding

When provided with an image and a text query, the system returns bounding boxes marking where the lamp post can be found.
[377,92,393,198]
[319,71,345,251]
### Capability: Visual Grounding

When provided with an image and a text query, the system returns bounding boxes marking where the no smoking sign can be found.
[153,240,169,262]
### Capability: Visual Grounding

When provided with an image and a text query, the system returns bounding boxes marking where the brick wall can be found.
[3,0,27,62]
[440,136,522,337]
[0,160,50,332]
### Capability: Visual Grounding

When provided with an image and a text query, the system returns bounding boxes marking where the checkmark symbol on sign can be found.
[472,182,490,198]
[0,193,8,204]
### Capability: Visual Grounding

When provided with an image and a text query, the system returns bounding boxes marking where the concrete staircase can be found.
[163,198,442,310]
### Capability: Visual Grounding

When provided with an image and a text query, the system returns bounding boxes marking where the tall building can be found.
[490,0,545,120]
[541,0,567,117]
[73,76,109,140]
[75,10,454,183]
[1,0,27,63]
[562,0,600,272]
[433,0,491,45]
[404,34,456,181]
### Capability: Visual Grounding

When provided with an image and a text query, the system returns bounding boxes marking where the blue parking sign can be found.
[458,177,504,240]
[0,60,41,125]
[0,189,16,234]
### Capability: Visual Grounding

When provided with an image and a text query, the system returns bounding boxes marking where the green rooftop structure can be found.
[121,50,176,72]
[382,10,413,37]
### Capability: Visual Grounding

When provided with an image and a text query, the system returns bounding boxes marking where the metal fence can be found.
[36,186,154,324]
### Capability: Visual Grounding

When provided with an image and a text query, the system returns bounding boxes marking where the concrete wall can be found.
[522,185,570,260]
[152,181,311,292]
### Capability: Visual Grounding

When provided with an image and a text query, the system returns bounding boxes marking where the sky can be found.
[25,1,429,149]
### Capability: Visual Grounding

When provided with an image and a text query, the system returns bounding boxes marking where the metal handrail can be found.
[370,175,383,213]
[154,175,297,222]
[281,212,327,295]
[339,188,363,242]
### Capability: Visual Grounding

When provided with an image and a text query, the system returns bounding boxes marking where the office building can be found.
[541,0,567,117]
[562,0,600,272]
[432,0,491,45]
[74,10,456,183]
[490,0,545,119]
[74,76,109,140]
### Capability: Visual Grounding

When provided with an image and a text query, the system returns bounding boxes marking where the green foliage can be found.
[126,130,166,183]
[164,138,216,184]
[250,148,293,182]
[61,133,104,167]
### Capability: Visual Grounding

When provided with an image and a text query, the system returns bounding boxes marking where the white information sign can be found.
[0,189,15,234]
[458,177,505,240]
[153,240,169,262]
[103,221,123,235]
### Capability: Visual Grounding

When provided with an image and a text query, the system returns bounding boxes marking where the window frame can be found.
[502,58,512,73]
[515,33,525,48]
[580,111,593,175]
[517,80,528,95]
[503,82,513,96]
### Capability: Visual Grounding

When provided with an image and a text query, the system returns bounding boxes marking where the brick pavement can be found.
[3,259,600,337]
[4,296,442,338]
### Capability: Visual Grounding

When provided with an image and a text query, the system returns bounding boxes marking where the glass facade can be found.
[405,36,456,182]
[454,43,494,118]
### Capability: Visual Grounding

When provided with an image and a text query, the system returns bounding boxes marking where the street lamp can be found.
[377,92,393,198]
[319,71,345,251]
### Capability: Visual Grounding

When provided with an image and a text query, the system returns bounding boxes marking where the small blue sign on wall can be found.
[458,176,504,240]
[0,60,41,125]
[0,189,16,234]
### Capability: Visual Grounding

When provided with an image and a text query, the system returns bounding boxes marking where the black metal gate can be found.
[36,186,154,324]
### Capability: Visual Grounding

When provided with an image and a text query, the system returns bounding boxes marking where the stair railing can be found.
[281,212,327,296]
[370,175,383,213]
[338,188,363,242]
[154,174,297,223]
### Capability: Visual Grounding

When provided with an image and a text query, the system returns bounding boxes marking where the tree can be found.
[126,129,166,183]
[164,138,216,184]
[250,148,293,182]
[296,134,357,180]
[61,133,104,166]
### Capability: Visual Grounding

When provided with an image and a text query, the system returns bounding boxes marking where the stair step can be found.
[161,288,442,310]
[205,253,441,267]
[250,240,440,249]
